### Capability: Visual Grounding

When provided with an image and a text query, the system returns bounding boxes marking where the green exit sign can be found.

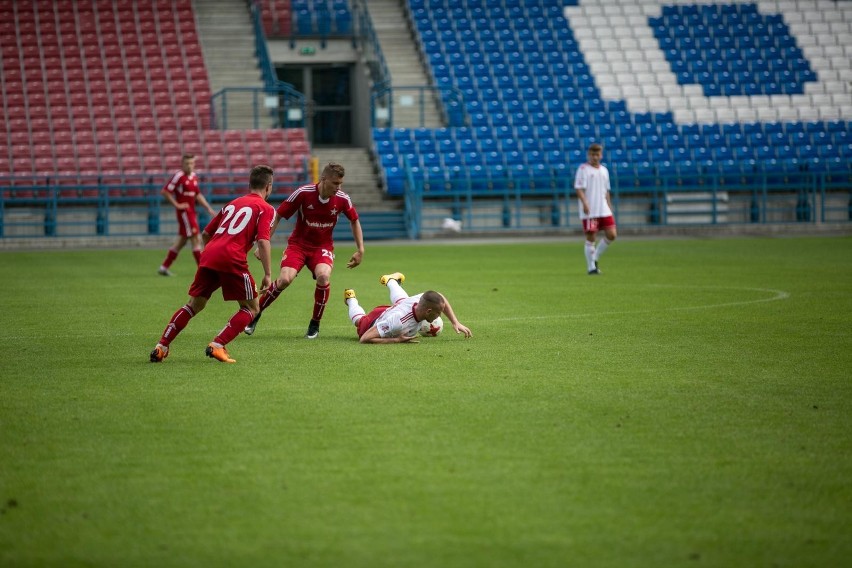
[300,46,316,55]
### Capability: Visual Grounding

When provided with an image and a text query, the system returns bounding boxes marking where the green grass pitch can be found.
[1,236,850,567]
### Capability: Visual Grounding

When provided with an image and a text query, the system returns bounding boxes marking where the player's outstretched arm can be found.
[439,294,472,338]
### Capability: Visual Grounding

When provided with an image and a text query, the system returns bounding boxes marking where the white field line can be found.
[494,286,791,322]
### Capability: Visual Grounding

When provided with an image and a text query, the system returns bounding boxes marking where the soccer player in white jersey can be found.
[574,143,617,275]
[343,272,472,344]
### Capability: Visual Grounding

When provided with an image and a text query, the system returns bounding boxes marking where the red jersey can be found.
[277,183,358,249]
[163,170,200,215]
[200,193,275,273]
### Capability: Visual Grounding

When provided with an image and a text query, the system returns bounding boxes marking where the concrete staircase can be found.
[365,0,444,128]
[193,0,267,129]
[313,147,402,212]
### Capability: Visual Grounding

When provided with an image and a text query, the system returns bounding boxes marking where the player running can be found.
[244,162,364,339]
[149,165,276,364]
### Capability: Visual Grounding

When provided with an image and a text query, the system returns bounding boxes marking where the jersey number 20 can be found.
[215,205,253,235]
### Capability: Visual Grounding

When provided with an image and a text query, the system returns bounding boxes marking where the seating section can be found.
[259,0,352,38]
[258,0,292,37]
[0,0,309,189]
[376,0,851,195]
[652,4,817,97]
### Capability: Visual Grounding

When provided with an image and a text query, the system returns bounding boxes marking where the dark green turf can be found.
[1,236,850,567]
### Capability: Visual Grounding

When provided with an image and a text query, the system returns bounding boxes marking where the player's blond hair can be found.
[322,162,345,179]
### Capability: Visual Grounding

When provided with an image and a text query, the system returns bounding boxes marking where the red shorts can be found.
[280,242,335,276]
[582,216,616,233]
[176,209,200,238]
[357,306,389,337]
[188,266,258,302]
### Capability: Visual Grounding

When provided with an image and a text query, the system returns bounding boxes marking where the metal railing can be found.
[0,173,308,238]
[206,4,307,130]
[370,84,466,129]
[1,171,848,240]
[399,169,852,238]
[354,0,390,91]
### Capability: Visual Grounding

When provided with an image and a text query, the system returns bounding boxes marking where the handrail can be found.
[353,0,390,90]
[395,164,852,236]
[401,155,421,238]
[370,84,467,128]
[0,170,849,239]
[205,4,307,130]
[210,85,306,130]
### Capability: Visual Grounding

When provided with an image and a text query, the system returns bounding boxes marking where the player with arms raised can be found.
[149,165,276,364]
[244,162,364,339]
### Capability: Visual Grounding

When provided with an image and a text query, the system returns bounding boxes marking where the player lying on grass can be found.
[343,272,472,344]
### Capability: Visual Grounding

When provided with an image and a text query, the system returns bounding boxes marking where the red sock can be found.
[259,282,282,311]
[159,305,195,347]
[312,284,330,321]
[192,249,202,265]
[213,308,254,346]
[162,248,179,268]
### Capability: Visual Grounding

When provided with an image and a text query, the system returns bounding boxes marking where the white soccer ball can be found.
[419,316,444,337]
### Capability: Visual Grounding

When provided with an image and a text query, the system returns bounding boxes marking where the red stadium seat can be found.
[121,155,143,173]
[143,154,164,171]
[223,130,244,144]
[56,156,78,174]
[77,156,99,175]
[205,154,228,170]
[34,156,56,174]
[285,128,307,141]
[31,131,53,146]
[226,152,249,170]
[54,143,75,158]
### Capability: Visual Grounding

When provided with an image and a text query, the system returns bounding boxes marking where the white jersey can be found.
[574,162,612,220]
[374,293,423,339]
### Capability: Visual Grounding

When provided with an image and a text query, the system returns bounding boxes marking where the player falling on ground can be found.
[343,272,472,344]
[149,165,276,364]
[574,143,617,275]
[244,162,365,339]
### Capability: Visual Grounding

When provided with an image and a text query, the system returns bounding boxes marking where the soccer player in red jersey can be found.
[150,165,276,364]
[244,162,364,339]
[157,153,217,276]
[342,272,472,344]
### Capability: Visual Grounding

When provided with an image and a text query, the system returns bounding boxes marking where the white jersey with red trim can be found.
[574,162,612,220]
[374,294,423,339]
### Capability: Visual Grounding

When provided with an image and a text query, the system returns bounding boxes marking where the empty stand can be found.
[1,0,309,192]
[374,0,851,195]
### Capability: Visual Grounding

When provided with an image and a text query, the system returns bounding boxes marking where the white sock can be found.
[594,238,611,261]
[347,298,365,325]
[387,279,409,303]
[584,240,596,271]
